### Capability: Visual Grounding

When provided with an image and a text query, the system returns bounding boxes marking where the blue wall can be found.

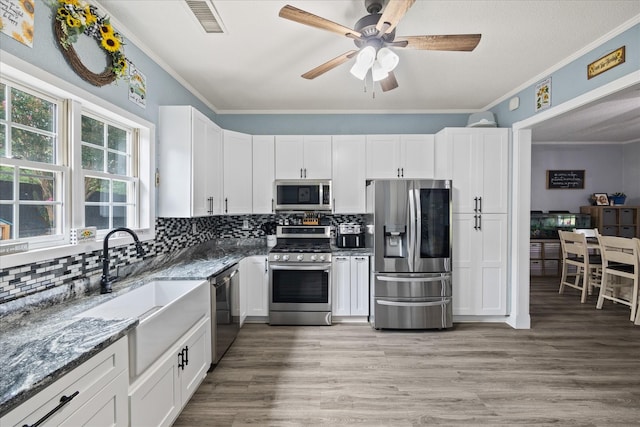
[491,23,640,127]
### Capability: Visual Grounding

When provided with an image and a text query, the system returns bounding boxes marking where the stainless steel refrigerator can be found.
[367,179,453,329]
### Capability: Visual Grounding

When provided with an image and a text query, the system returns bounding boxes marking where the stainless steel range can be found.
[268,225,332,326]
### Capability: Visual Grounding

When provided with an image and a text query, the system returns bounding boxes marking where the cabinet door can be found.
[350,256,369,316]
[452,213,507,316]
[332,135,366,213]
[206,120,223,215]
[129,352,180,427]
[191,109,210,217]
[366,135,401,179]
[180,320,210,404]
[243,256,269,317]
[478,130,509,214]
[275,135,304,179]
[252,136,275,213]
[450,131,478,213]
[332,256,351,316]
[303,135,332,179]
[400,135,435,179]
[223,130,253,214]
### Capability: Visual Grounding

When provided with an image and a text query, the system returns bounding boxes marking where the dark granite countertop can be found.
[0,239,269,417]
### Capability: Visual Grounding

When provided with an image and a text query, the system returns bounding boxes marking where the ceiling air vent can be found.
[185,0,225,33]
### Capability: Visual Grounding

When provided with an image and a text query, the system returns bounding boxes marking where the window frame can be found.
[1,56,155,270]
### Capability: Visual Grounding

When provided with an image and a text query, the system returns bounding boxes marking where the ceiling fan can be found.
[279,0,481,92]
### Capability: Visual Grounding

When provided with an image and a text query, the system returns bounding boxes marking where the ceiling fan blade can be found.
[301,50,358,80]
[380,71,399,92]
[376,0,416,34]
[279,5,362,38]
[394,34,482,51]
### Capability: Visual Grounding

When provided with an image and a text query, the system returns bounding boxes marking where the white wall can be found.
[623,142,640,205]
[530,143,625,212]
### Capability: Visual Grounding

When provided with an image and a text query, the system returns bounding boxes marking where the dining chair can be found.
[596,235,639,321]
[572,228,602,292]
[558,230,602,303]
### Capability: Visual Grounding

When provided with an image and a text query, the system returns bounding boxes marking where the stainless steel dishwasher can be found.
[210,263,239,367]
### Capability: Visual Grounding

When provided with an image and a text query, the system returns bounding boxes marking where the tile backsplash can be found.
[0,214,366,304]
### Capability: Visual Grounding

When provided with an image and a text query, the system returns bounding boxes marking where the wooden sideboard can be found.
[579,205,640,238]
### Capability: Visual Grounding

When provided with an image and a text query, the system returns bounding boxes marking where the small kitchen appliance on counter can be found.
[336,223,365,248]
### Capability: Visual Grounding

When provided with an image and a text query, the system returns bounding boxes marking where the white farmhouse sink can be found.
[77,279,209,378]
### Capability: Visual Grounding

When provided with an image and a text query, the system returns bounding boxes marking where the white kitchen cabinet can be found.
[2,338,129,427]
[435,128,509,214]
[129,317,210,427]
[366,134,434,179]
[223,130,253,214]
[332,255,369,318]
[158,106,222,217]
[332,135,366,213]
[240,255,269,320]
[275,135,332,179]
[452,213,508,316]
[252,136,275,213]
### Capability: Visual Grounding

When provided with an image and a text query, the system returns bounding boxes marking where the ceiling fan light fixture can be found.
[371,60,389,82]
[350,46,376,80]
[377,47,399,72]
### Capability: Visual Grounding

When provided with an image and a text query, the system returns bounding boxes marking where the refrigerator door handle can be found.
[376,299,450,307]
[376,275,448,283]
[407,185,416,272]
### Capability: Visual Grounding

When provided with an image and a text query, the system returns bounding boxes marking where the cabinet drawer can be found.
[620,209,635,225]
[544,243,561,259]
[530,242,542,259]
[530,260,543,276]
[619,226,636,238]
[2,337,128,427]
[602,209,617,225]
[544,260,559,275]
[601,226,617,236]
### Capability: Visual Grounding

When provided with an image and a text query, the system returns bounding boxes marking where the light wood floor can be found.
[174,278,640,426]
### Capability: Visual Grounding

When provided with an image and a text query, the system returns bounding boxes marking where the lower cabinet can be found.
[332,255,370,318]
[1,337,129,427]
[129,317,210,427]
[240,255,269,321]
[452,213,508,316]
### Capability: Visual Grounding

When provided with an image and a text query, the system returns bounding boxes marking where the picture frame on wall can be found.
[594,193,609,206]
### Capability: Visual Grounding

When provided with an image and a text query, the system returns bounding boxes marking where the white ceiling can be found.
[98,1,640,142]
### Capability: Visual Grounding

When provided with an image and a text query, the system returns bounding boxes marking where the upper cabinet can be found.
[158,106,222,217]
[223,130,253,214]
[252,136,275,214]
[435,128,509,214]
[332,135,366,213]
[366,134,434,179]
[275,135,332,179]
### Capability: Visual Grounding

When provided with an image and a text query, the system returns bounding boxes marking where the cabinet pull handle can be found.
[477,214,482,231]
[224,198,228,213]
[473,197,478,213]
[300,168,303,178]
[23,390,80,427]
[178,350,184,370]
[473,215,478,230]
[207,197,213,215]
[397,168,400,178]
[478,196,482,213]
[184,346,189,366]
[401,168,404,177]
[271,198,274,213]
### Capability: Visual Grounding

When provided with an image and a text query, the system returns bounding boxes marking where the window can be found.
[0,82,65,242]
[81,114,138,231]
[0,61,155,265]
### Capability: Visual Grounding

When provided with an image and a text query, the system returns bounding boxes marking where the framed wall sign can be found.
[546,170,585,189]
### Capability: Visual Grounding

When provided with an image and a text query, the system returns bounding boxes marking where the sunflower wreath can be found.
[52,0,128,86]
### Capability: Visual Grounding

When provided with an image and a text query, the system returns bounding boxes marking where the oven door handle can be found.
[270,264,331,271]
[376,299,450,307]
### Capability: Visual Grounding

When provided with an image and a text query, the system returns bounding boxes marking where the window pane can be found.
[0,123,6,157]
[0,204,12,240]
[113,206,126,228]
[113,180,127,202]
[108,152,127,175]
[11,87,55,132]
[0,83,5,119]
[85,205,109,230]
[12,128,54,163]
[108,125,127,152]
[19,169,56,201]
[0,166,12,200]
[82,145,104,171]
[85,177,109,203]
[19,204,55,237]
[82,115,104,147]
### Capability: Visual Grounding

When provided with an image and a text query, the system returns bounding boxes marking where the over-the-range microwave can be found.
[274,180,332,211]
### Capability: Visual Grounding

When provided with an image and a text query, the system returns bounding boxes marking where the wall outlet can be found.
[242,218,250,230]
[192,223,197,234]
